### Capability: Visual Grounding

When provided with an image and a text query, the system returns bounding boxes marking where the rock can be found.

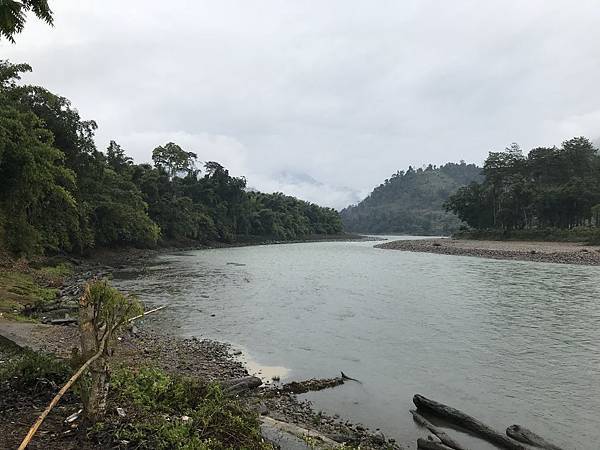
[371,430,386,445]
[328,432,359,443]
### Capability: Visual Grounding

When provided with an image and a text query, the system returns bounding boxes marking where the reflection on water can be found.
[113,239,600,449]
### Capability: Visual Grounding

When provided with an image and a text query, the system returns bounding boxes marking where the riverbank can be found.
[0,246,400,450]
[0,318,398,449]
[375,238,600,265]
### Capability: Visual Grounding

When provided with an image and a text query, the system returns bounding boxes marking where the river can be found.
[113,237,600,449]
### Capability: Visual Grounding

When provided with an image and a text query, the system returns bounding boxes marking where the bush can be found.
[0,349,70,393]
[95,367,272,450]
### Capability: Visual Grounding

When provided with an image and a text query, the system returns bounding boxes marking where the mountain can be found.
[340,162,482,235]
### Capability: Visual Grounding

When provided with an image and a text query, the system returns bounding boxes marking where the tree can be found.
[341,162,482,234]
[78,280,142,422]
[0,60,345,255]
[0,62,79,254]
[445,137,600,233]
[105,140,132,174]
[152,142,197,180]
[0,0,53,43]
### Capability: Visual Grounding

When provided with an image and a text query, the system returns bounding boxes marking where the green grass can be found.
[0,348,70,393]
[0,349,274,450]
[92,367,273,450]
[0,267,61,320]
[39,262,73,279]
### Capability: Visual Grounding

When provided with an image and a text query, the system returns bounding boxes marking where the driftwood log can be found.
[340,371,361,383]
[223,376,263,395]
[410,409,469,450]
[506,425,563,450]
[50,318,78,325]
[416,438,459,450]
[281,377,344,394]
[413,395,526,450]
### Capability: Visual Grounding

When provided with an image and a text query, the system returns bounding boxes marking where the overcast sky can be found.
[3,1,600,208]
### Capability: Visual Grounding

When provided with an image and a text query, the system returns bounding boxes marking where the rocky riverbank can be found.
[0,318,399,449]
[0,246,401,450]
[375,238,600,265]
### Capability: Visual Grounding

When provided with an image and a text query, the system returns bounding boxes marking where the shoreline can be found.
[0,319,398,449]
[375,238,600,265]
[0,243,400,450]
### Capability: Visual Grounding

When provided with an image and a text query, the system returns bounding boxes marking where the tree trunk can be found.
[79,286,109,422]
[413,395,526,450]
[86,357,109,422]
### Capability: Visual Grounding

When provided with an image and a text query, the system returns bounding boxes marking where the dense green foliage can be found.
[0,61,342,256]
[94,367,272,450]
[445,139,600,240]
[0,0,53,42]
[0,347,70,394]
[340,163,482,235]
[0,348,271,449]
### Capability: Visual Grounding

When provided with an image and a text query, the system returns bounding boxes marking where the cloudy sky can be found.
[3,0,600,208]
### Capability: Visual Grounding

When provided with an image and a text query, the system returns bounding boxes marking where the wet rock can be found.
[371,430,386,445]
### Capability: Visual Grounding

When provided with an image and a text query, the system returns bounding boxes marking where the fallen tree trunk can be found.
[417,438,459,450]
[410,409,469,450]
[413,395,526,450]
[281,377,344,394]
[506,425,563,450]
[223,376,263,395]
[50,318,78,325]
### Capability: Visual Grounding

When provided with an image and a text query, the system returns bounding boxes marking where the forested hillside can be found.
[0,61,342,256]
[340,163,482,235]
[445,139,600,240]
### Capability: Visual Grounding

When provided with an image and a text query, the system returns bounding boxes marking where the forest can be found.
[445,138,600,237]
[0,60,343,256]
[340,162,482,235]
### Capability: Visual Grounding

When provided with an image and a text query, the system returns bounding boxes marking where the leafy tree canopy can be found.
[445,138,600,232]
[0,0,53,43]
[340,162,482,235]
[0,60,344,256]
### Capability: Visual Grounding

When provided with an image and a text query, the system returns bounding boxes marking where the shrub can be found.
[96,367,272,450]
[0,349,70,393]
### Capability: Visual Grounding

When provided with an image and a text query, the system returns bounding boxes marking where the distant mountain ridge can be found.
[340,162,482,235]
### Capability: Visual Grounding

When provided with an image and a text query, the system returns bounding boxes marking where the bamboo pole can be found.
[127,304,167,322]
[18,331,110,450]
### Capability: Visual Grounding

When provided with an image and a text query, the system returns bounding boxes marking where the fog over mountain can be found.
[4,0,600,208]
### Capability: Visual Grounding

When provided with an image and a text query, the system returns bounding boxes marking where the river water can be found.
[113,237,600,449]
